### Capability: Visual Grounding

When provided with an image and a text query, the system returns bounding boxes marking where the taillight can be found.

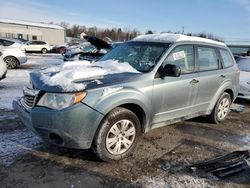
[236,68,240,78]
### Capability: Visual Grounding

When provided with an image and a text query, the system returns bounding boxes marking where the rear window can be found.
[219,49,234,68]
[0,39,14,47]
[198,47,219,71]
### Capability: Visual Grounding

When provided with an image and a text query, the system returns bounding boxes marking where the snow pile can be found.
[133,33,226,46]
[40,60,139,91]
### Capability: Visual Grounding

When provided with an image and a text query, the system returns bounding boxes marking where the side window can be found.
[198,47,218,71]
[28,41,35,45]
[219,49,234,68]
[162,45,195,74]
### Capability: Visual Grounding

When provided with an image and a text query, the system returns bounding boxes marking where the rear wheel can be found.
[92,107,140,161]
[208,93,231,124]
[41,48,48,54]
[4,56,19,69]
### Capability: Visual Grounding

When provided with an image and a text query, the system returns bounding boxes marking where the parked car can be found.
[63,42,96,61]
[13,33,239,161]
[22,40,51,53]
[228,45,250,57]
[63,36,113,62]
[0,50,7,80]
[236,57,250,100]
[0,42,27,69]
[50,45,67,54]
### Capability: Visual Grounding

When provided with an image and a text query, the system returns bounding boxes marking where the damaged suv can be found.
[13,34,239,161]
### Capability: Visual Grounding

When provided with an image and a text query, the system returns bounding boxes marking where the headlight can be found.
[37,92,86,110]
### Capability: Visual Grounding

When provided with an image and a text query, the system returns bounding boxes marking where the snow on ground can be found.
[0,129,41,166]
[0,54,63,109]
[0,54,62,165]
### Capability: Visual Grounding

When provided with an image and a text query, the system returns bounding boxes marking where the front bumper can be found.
[13,98,104,149]
[18,56,28,64]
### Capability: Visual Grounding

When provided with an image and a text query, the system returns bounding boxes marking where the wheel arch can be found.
[4,55,20,63]
[206,82,235,114]
[3,56,20,68]
[118,103,147,133]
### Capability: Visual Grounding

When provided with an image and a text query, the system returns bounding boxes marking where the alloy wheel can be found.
[5,57,17,69]
[217,97,230,120]
[105,119,136,155]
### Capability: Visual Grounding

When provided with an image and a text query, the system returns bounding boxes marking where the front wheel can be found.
[92,107,141,161]
[4,56,19,69]
[41,48,48,54]
[208,93,231,124]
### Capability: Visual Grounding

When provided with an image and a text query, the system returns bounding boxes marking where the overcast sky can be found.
[0,0,250,40]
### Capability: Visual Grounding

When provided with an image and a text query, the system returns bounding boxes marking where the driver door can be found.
[152,45,199,127]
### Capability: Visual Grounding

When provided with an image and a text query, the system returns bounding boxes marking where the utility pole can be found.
[182,26,185,34]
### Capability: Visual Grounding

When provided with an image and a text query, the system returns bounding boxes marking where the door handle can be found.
[190,79,199,85]
[220,75,226,78]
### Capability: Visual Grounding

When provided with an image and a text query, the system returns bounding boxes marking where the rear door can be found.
[25,41,37,51]
[152,45,199,126]
[193,46,225,113]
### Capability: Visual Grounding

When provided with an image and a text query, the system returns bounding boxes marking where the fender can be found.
[206,80,235,114]
[83,87,152,131]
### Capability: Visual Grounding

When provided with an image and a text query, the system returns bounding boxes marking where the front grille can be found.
[23,94,36,108]
[21,86,40,109]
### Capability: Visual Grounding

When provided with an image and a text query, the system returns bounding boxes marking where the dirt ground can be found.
[0,54,250,188]
[0,99,250,188]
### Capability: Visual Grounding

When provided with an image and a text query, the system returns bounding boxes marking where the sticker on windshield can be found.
[173,51,186,60]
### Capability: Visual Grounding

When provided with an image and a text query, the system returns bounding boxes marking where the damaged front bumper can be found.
[13,98,104,149]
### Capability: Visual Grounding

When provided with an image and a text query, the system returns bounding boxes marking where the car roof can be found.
[133,33,226,47]
[0,37,22,44]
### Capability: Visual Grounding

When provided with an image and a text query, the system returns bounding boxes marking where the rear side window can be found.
[198,47,218,71]
[38,41,46,45]
[163,45,195,74]
[0,39,14,46]
[219,49,234,68]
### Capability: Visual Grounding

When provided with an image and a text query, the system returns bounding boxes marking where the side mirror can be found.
[160,64,181,78]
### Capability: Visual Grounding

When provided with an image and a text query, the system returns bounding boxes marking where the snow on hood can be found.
[39,60,139,92]
[133,33,226,46]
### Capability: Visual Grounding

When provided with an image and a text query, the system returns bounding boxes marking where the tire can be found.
[208,93,231,124]
[92,107,141,162]
[4,56,19,69]
[41,48,48,54]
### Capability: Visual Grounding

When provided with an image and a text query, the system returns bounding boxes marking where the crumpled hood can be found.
[30,60,141,93]
[84,36,111,50]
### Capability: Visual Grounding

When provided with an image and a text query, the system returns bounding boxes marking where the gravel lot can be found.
[0,54,249,188]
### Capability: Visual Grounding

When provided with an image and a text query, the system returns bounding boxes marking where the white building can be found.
[0,18,65,45]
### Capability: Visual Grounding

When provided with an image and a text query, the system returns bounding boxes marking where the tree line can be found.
[57,22,223,42]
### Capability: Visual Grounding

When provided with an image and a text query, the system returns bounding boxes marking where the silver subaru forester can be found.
[13,34,239,161]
